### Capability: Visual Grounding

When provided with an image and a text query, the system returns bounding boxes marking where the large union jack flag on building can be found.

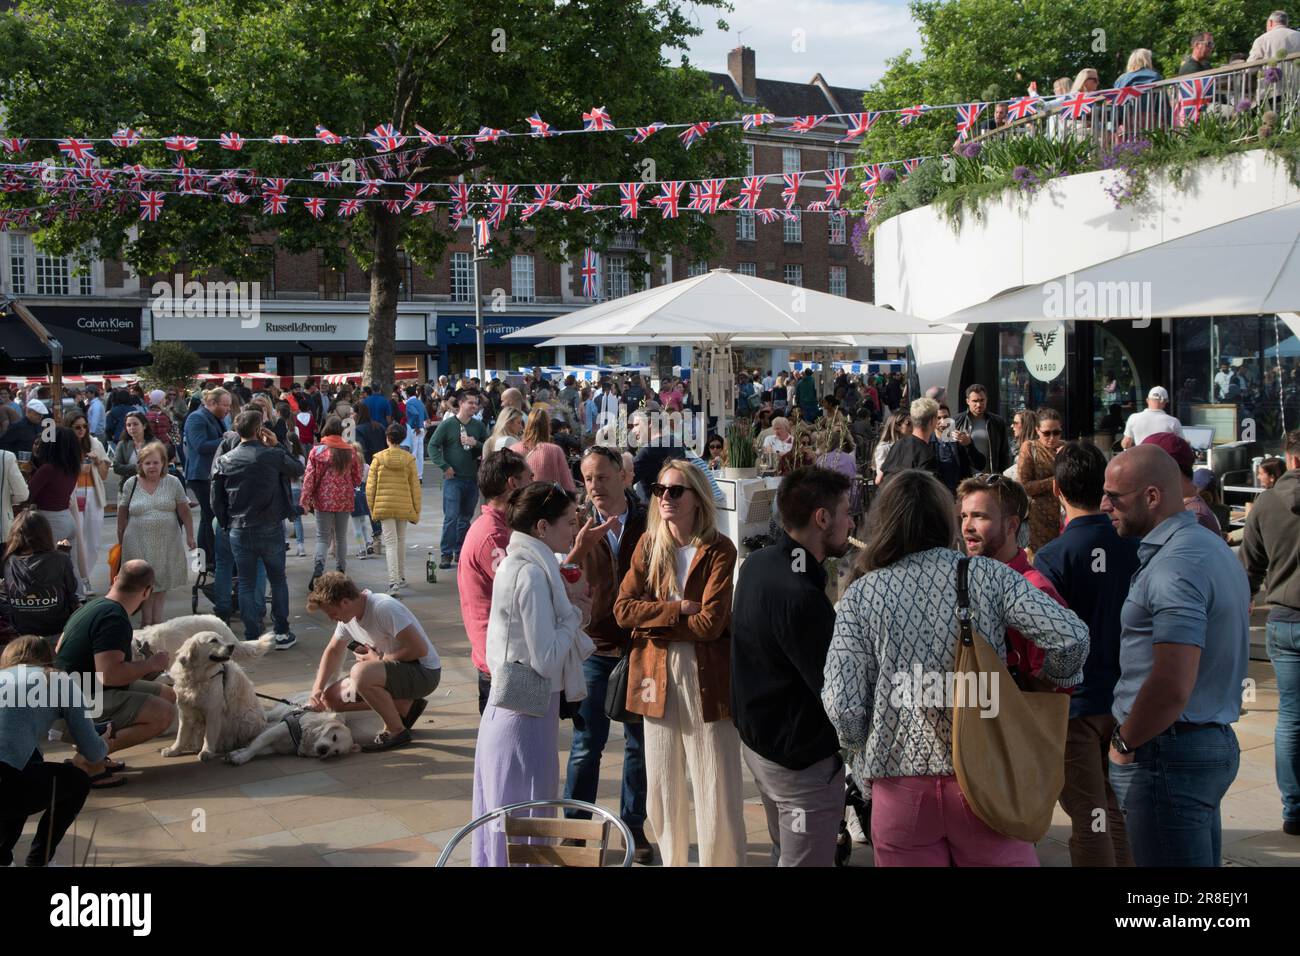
[580,248,600,298]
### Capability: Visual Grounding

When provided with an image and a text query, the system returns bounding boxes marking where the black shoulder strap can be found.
[956,556,973,646]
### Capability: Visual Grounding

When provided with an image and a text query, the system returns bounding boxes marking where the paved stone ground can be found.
[13,477,1299,867]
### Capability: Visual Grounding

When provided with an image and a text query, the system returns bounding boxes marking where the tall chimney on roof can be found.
[728,46,756,101]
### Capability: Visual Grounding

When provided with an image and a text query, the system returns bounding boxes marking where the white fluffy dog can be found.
[134,615,240,672]
[161,632,274,762]
[226,699,359,765]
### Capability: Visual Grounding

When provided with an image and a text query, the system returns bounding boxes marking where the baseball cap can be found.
[1147,386,1169,403]
[25,399,49,416]
[1142,431,1195,473]
[149,389,165,406]
[1191,467,1217,491]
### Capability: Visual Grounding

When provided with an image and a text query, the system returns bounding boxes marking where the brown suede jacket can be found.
[579,494,648,657]
[614,533,737,722]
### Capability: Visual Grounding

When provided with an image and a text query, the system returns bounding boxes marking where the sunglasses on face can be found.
[1040,428,1062,437]
[707,443,723,451]
[650,483,690,501]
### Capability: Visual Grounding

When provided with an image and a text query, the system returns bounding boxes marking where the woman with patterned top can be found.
[1017,407,1065,553]
[821,469,1089,866]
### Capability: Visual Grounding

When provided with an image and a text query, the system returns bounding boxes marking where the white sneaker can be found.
[295,545,306,557]
[355,548,369,560]
[387,583,401,596]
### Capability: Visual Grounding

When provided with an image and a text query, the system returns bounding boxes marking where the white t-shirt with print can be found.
[333,590,440,670]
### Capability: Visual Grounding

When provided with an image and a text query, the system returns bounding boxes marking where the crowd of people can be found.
[0,361,1297,869]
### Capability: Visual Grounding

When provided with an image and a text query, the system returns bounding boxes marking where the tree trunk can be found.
[363,208,400,394]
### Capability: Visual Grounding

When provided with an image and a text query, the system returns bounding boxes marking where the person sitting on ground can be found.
[305,572,442,752]
[1,512,79,647]
[0,636,112,865]
[54,561,175,785]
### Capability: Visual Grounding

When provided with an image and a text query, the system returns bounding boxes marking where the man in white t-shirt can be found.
[1121,386,1184,449]
[305,572,442,751]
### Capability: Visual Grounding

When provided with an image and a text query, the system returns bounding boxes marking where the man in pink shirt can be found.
[958,474,1067,678]
[456,450,532,713]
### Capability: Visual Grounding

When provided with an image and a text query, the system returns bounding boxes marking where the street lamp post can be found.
[471,227,487,379]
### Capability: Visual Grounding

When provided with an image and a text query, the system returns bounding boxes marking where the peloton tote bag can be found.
[950,557,1069,843]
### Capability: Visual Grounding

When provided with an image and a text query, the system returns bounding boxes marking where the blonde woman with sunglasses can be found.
[614,460,743,866]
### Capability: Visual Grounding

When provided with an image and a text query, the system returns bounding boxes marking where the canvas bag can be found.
[950,557,1069,843]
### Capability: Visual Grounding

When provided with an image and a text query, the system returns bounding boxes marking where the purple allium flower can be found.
[957,141,982,159]
[1012,165,1032,181]
[1236,97,1254,113]
[1263,66,1281,86]
[880,166,898,184]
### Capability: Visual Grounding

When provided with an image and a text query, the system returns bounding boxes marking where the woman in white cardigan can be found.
[65,411,111,596]
[0,445,29,541]
[472,480,595,867]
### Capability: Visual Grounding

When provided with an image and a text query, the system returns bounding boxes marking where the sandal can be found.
[361,728,412,752]
[65,757,127,773]
[87,769,127,789]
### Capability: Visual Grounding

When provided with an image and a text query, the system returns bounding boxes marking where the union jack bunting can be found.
[315,126,344,145]
[303,197,326,218]
[898,104,928,126]
[526,113,555,138]
[89,170,114,190]
[415,124,451,148]
[402,182,427,208]
[450,182,471,217]
[262,193,287,215]
[412,200,437,216]
[678,121,715,149]
[476,216,493,248]
[357,178,381,197]
[163,134,198,152]
[618,182,643,220]
[474,127,505,143]
[806,200,828,212]
[1104,84,1151,108]
[1178,77,1215,122]
[782,209,799,222]
[376,156,395,177]
[781,172,802,208]
[367,123,407,152]
[1058,91,1103,120]
[860,164,882,195]
[520,183,561,220]
[582,106,613,131]
[58,139,96,163]
[718,196,739,211]
[785,115,826,134]
[312,168,342,186]
[337,198,361,217]
[840,112,880,141]
[64,202,82,223]
[955,103,984,140]
[739,175,767,210]
[138,191,164,221]
[579,248,600,298]
[110,128,141,148]
[270,134,299,145]
[629,122,666,144]
[742,112,775,130]
[754,208,781,224]
[449,207,468,230]
[1006,95,1041,120]
[396,153,412,178]
[687,179,726,213]
[824,167,847,205]
[902,157,921,174]
[219,132,245,151]
[223,191,249,205]
[1,138,29,154]
[567,184,596,209]
[179,167,208,194]
[122,164,148,188]
[381,199,402,214]
[649,180,684,218]
[261,178,288,196]
[489,184,517,226]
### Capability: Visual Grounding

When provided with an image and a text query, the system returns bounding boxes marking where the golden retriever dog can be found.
[160,632,274,762]
[226,699,359,764]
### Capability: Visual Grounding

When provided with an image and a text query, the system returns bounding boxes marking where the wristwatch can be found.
[1110,725,1133,755]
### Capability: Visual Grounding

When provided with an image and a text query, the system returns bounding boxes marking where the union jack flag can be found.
[860,164,882,196]
[955,103,985,140]
[678,121,715,149]
[89,170,114,191]
[785,115,825,134]
[582,106,613,131]
[579,249,599,298]
[1,138,29,154]
[376,155,395,178]
[807,201,830,212]
[567,184,596,209]
[219,132,245,151]
[521,184,560,220]
[898,104,928,126]
[1179,77,1215,122]
[903,158,921,175]
[742,113,775,130]
[58,139,96,163]
[489,184,517,226]
[688,179,726,213]
[138,191,164,221]
[367,123,407,152]
[356,178,381,197]
[262,178,288,196]
[1104,85,1152,108]
[122,163,148,188]
[313,168,342,186]
[303,197,326,218]
[179,167,208,194]
[262,193,287,215]
[618,182,643,220]
[402,182,427,208]
[110,128,141,148]
[840,112,880,141]
[755,208,781,224]
[629,122,666,144]
[450,182,471,217]
[739,175,766,210]
[474,127,505,143]
[315,125,344,145]
[381,199,401,214]
[719,196,739,211]
[824,167,847,205]
[526,113,554,138]
[223,191,249,205]
[648,180,684,219]
[270,134,299,145]
[338,198,361,217]
[1058,91,1103,120]
[412,201,437,216]
[1007,95,1041,120]
[781,172,803,208]
[475,216,493,249]
[414,124,450,148]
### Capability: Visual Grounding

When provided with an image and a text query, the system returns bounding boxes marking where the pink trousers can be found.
[871,775,1040,867]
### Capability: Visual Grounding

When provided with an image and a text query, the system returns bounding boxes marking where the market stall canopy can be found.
[1,309,153,374]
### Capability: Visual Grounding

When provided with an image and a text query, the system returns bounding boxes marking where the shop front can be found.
[25,303,145,350]
[436,314,574,377]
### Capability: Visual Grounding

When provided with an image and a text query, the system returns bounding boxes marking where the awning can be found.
[1,311,153,374]
[180,340,434,355]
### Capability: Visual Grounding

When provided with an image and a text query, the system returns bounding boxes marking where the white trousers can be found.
[409,429,425,481]
[381,519,408,585]
[74,490,104,588]
[643,642,746,867]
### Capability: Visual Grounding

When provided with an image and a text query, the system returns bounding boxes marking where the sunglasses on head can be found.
[650,483,690,501]
[581,445,622,466]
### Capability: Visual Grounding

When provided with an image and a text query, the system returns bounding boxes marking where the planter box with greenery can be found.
[724,420,757,479]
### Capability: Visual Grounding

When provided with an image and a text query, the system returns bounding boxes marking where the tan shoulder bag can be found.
[950,557,1070,843]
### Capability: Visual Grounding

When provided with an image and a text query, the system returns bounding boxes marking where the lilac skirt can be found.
[471,690,561,867]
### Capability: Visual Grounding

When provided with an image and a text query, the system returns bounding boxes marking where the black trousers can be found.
[477,671,492,716]
[0,759,92,867]
[189,478,216,570]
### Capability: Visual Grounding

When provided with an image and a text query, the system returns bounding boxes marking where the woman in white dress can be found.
[116,441,196,625]
[65,411,111,596]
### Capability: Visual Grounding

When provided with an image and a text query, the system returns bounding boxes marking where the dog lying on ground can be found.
[134,615,240,684]
[226,697,359,764]
[160,632,274,762]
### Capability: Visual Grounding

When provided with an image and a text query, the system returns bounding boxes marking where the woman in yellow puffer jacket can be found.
[366,423,422,595]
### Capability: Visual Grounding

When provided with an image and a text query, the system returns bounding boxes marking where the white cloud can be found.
[678,0,923,89]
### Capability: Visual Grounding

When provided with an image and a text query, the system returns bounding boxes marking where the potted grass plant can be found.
[723,420,757,479]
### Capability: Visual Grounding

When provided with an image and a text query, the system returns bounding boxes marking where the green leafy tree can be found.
[139,340,202,393]
[0,0,741,389]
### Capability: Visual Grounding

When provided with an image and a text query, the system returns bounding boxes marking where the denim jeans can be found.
[189,478,216,570]
[562,653,647,829]
[1108,723,1240,867]
[214,523,265,620]
[440,476,478,560]
[1267,620,1300,825]
[229,524,290,640]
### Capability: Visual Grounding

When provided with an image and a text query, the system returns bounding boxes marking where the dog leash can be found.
[255,691,299,707]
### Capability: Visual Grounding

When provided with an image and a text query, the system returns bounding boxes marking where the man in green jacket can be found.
[795,369,819,424]
[428,390,489,569]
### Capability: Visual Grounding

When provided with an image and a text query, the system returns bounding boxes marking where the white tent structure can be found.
[508,269,956,434]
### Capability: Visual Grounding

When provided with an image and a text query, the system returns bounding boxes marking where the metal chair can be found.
[435,798,635,868]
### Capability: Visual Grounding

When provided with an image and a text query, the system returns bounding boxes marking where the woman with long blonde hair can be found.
[615,460,743,866]
[484,406,525,457]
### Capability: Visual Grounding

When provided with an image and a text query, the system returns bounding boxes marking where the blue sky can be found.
[678,0,922,89]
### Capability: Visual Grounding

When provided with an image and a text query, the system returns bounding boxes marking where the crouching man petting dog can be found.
[305,572,441,751]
